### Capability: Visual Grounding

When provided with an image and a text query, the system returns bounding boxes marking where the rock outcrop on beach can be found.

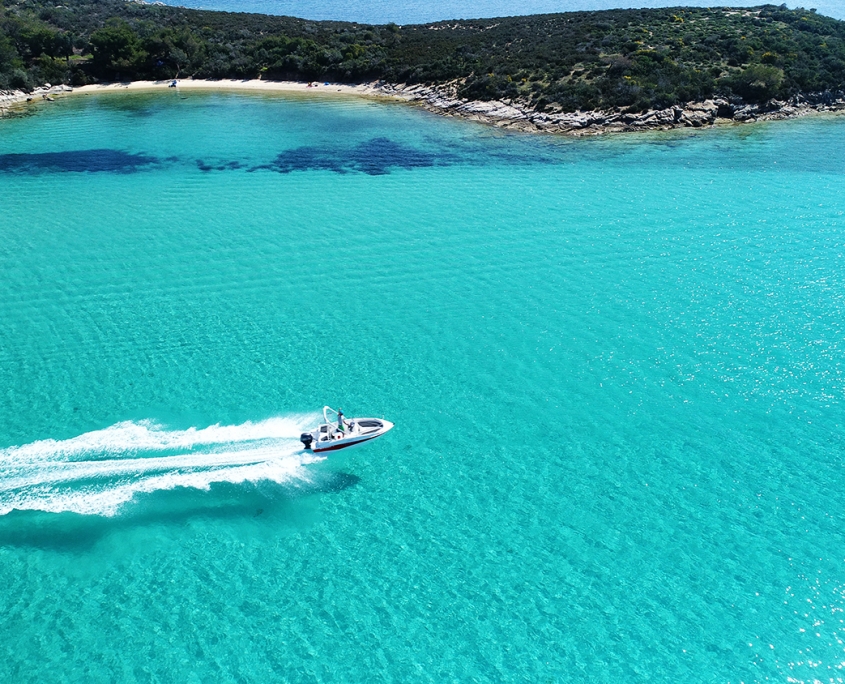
[0,85,73,113]
[374,81,845,135]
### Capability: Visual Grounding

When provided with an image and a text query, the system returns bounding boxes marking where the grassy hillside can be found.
[2,1,844,112]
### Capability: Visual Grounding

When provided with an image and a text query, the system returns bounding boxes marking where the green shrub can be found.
[721,64,785,102]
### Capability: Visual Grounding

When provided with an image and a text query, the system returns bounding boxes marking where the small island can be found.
[1,0,845,134]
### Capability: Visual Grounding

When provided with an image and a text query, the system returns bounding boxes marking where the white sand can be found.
[73,79,402,98]
[0,79,412,113]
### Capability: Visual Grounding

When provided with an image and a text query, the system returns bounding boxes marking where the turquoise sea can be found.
[155,0,844,26]
[1,92,844,682]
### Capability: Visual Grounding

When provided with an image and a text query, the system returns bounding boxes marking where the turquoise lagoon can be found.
[1,92,844,682]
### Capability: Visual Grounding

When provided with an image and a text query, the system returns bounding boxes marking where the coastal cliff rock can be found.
[376,82,845,136]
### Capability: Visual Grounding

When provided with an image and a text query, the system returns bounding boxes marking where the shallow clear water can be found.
[1,92,844,682]
[157,0,844,25]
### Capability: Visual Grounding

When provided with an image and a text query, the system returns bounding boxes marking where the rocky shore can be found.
[0,84,74,113]
[375,81,845,135]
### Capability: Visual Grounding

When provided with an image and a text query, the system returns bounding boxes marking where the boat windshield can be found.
[323,406,340,424]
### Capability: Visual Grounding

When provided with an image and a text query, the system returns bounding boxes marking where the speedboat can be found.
[300,406,393,453]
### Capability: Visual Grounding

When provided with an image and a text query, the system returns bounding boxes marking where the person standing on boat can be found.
[337,409,347,434]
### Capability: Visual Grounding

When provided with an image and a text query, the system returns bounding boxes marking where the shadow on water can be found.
[0,471,360,551]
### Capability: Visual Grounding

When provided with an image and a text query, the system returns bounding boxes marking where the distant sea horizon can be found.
[156,0,844,25]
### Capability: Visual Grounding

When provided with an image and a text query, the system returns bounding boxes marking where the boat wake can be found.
[0,415,322,517]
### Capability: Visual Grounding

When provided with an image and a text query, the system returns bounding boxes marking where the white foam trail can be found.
[2,456,317,517]
[3,444,300,489]
[0,415,313,464]
[0,415,324,517]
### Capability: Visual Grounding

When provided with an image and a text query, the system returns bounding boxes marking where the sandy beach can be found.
[74,78,395,97]
[0,79,403,110]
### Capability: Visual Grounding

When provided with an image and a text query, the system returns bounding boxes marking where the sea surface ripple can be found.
[0,92,844,682]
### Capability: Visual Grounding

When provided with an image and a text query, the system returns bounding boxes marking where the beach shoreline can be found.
[2,78,844,135]
[0,79,394,105]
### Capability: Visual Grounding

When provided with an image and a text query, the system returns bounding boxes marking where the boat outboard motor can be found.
[300,432,314,450]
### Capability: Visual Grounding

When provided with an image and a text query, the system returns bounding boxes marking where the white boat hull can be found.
[301,412,393,453]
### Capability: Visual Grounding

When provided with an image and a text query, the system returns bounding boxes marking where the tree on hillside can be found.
[89,20,147,79]
[145,28,206,78]
[0,32,25,88]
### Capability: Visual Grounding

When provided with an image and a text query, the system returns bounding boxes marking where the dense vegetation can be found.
[2,0,845,112]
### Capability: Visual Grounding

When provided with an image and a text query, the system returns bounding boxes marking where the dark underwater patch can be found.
[255,137,454,176]
[197,159,244,172]
[0,149,159,174]
[189,135,572,178]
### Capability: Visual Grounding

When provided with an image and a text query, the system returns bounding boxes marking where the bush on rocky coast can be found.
[1,0,844,113]
[720,63,785,102]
